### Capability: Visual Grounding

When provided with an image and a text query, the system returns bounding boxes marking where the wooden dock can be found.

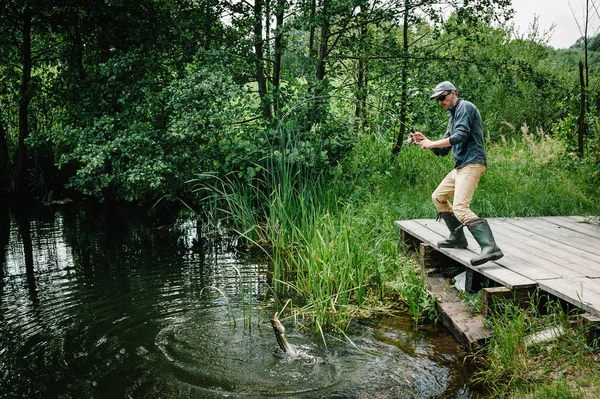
[395,216,600,345]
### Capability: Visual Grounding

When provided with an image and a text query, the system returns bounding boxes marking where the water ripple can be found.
[0,206,470,398]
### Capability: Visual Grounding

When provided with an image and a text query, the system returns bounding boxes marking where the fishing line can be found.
[274,94,416,135]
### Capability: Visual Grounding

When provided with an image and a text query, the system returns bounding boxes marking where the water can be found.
[0,203,473,398]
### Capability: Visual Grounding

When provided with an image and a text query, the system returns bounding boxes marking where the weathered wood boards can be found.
[396,216,600,318]
[395,219,537,289]
[426,276,493,346]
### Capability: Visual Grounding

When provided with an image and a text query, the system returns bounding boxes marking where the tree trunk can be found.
[272,0,284,114]
[313,0,330,123]
[392,0,410,155]
[308,0,317,61]
[578,60,586,158]
[0,123,7,188]
[315,0,329,84]
[265,0,271,61]
[13,10,33,193]
[585,0,589,88]
[254,0,272,118]
[355,2,368,132]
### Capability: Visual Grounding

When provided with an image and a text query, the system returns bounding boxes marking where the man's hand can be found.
[419,139,434,149]
[411,132,435,149]
[411,131,426,142]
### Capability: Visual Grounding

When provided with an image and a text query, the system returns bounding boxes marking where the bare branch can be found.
[570,0,584,37]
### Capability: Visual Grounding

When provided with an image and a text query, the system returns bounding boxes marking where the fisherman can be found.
[411,81,504,266]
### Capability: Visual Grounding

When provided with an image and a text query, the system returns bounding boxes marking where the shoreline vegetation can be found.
[196,127,600,398]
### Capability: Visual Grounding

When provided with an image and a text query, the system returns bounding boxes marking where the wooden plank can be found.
[580,313,600,325]
[537,278,600,316]
[493,218,600,279]
[541,216,600,239]
[407,219,479,249]
[489,221,599,278]
[426,276,493,346]
[399,216,600,318]
[505,217,600,253]
[419,218,556,277]
[490,219,600,275]
[396,220,537,289]
[408,219,545,286]
[532,216,600,236]
[504,218,600,253]
[396,219,444,243]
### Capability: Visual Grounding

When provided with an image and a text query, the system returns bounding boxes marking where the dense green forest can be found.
[0,0,597,204]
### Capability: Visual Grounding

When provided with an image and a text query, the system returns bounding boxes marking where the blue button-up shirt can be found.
[436,99,487,169]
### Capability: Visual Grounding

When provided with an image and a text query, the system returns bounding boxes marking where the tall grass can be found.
[291,209,385,331]
[474,295,600,398]
[191,125,394,334]
[191,122,600,336]
[343,126,600,222]
[478,125,596,217]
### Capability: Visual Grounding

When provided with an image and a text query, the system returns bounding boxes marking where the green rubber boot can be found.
[437,212,468,249]
[466,219,504,266]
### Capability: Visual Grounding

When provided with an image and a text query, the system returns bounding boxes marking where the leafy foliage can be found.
[67,57,245,201]
[0,0,598,205]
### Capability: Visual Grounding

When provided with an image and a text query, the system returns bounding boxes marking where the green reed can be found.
[192,122,600,336]
[256,152,387,333]
[291,210,376,331]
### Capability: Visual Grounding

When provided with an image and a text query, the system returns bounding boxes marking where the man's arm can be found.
[412,131,451,156]
[420,137,450,149]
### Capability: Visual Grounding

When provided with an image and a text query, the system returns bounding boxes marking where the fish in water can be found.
[270,312,296,355]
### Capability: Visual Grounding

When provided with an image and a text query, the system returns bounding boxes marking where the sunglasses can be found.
[436,91,451,102]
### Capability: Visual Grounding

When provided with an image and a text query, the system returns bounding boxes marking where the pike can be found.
[270,312,296,355]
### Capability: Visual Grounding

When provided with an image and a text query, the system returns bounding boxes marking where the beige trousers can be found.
[432,163,486,224]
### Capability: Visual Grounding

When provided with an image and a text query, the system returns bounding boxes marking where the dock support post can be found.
[401,230,421,251]
[578,313,600,344]
[465,269,485,293]
[481,286,535,316]
[481,287,512,316]
[419,243,446,269]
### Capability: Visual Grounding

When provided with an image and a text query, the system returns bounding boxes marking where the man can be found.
[411,81,504,266]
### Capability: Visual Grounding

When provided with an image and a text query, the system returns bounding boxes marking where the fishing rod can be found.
[274,94,417,135]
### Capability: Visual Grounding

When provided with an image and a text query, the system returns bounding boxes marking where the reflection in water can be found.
[0,203,9,281]
[13,209,37,302]
[0,204,472,398]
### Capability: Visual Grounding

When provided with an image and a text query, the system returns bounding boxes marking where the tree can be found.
[253,0,272,118]
[0,123,8,189]
[390,0,513,154]
[570,0,600,156]
[272,0,286,113]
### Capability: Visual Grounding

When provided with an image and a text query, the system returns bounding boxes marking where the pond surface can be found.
[0,203,473,398]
